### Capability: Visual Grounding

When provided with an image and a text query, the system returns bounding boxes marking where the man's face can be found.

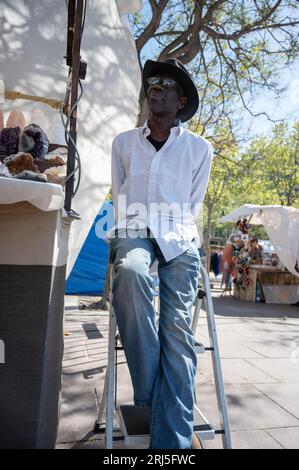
[147,73,187,119]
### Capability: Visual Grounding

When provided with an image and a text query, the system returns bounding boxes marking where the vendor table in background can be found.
[233,265,299,303]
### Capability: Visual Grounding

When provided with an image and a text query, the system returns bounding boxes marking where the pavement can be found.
[56,286,299,449]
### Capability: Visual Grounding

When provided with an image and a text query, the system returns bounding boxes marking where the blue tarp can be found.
[66,201,113,296]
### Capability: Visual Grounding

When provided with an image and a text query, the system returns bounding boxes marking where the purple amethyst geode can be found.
[18,123,49,160]
[0,126,21,156]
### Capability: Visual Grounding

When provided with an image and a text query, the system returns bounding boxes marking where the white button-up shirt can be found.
[109,120,213,261]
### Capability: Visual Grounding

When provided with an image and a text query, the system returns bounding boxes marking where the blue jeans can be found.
[109,229,200,449]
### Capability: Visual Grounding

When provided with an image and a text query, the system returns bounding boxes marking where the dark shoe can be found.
[191,432,204,449]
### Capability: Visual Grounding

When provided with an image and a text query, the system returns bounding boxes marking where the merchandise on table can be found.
[0,113,66,185]
[19,124,49,159]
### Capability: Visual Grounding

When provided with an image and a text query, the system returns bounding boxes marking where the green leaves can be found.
[198,119,299,240]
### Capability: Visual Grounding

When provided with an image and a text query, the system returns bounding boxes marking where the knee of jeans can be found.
[114,256,149,281]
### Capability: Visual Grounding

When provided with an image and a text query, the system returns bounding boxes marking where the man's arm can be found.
[190,141,213,219]
[111,137,125,222]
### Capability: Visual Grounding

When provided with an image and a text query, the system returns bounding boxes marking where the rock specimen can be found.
[4,152,38,175]
[14,170,47,183]
[18,124,49,159]
[0,126,21,156]
[6,110,26,129]
[0,161,11,177]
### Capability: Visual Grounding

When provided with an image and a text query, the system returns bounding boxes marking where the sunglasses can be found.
[147,76,179,89]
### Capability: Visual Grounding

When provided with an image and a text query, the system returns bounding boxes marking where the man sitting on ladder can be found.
[107,59,213,449]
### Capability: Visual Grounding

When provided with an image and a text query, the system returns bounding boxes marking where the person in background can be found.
[248,237,263,265]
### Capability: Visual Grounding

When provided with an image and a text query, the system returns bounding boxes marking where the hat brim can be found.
[142,60,199,123]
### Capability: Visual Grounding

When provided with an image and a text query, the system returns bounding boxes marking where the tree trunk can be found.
[204,206,212,277]
[99,261,111,309]
[89,261,111,311]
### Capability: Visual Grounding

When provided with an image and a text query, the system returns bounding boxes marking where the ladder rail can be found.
[95,367,108,428]
[105,271,117,449]
[199,263,232,449]
[191,296,202,333]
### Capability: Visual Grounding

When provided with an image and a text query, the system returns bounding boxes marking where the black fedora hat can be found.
[142,58,199,122]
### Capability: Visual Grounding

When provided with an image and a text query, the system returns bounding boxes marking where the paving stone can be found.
[245,358,299,383]
[245,340,296,358]
[215,342,265,359]
[196,358,279,385]
[204,430,283,449]
[254,382,299,419]
[196,384,299,432]
[266,427,299,449]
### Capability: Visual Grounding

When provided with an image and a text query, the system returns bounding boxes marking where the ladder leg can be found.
[105,273,117,449]
[192,296,202,407]
[95,366,108,427]
[192,296,202,333]
[200,264,232,449]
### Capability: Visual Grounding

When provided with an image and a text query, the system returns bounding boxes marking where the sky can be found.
[249,61,299,136]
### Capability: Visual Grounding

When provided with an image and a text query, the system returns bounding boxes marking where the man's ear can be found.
[178,96,187,110]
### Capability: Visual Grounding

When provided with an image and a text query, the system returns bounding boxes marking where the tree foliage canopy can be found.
[130,1,299,129]
[204,120,299,242]
[240,121,299,206]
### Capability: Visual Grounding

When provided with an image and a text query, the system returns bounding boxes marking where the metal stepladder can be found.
[94,261,232,449]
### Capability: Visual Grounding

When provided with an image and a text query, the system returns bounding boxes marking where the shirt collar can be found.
[141,119,183,138]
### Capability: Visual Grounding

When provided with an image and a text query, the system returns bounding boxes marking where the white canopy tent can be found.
[0,0,143,447]
[220,204,299,278]
[0,0,142,275]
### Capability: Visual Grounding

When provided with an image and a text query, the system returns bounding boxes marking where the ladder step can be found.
[117,405,215,446]
[194,341,205,354]
[193,424,215,440]
[116,341,212,355]
[119,405,151,435]
[117,405,150,446]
